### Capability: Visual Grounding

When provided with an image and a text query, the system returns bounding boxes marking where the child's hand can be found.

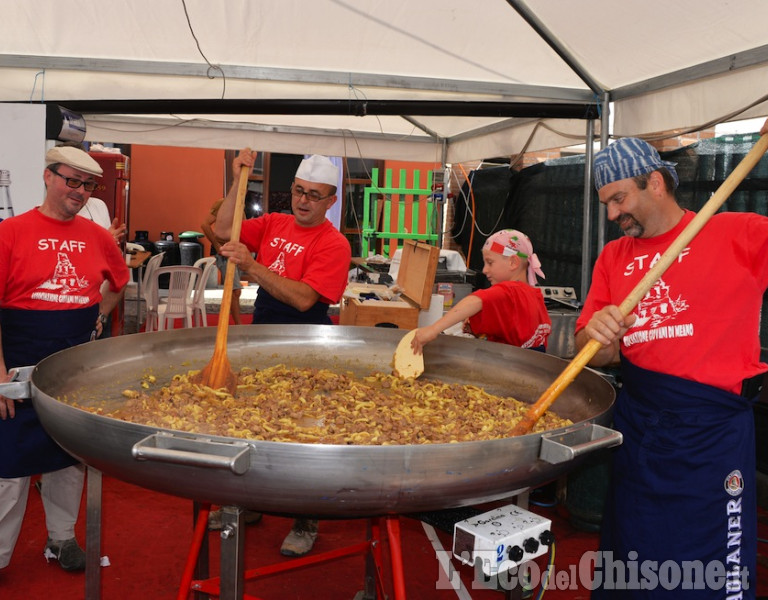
[411,327,438,354]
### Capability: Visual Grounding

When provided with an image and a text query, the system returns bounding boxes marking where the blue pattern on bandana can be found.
[594,137,679,190]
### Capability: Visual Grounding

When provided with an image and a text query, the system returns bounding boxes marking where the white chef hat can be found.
[294,155,338,187]
[45,146,103,176]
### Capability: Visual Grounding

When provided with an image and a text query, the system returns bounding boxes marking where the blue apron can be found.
[252,288,331,325]
[0,306,97,478]
[592,358,757,599]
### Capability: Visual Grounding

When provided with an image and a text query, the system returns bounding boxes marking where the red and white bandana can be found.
[483,229,545,286]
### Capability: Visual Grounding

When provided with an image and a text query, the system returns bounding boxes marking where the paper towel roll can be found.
[418,294,444,327]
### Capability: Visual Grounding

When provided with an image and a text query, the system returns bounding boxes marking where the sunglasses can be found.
[49,168,99,192]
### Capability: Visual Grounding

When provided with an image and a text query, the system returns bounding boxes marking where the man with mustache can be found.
[575,122,768,599]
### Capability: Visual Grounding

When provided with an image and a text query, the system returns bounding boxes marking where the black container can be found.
[179,231,204,267]
[154,238,181,289]
[180,240,203,266]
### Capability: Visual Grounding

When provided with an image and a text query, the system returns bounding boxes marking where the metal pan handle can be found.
[0,365,35,399]
[538,423,622,465]
[132,432,251,475]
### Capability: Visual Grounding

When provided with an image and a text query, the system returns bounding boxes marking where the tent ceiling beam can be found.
[400,116,442,141]
[612,44,768,101]
[505,0,605,95]
[0,54,595,103]
[51,99,600,119]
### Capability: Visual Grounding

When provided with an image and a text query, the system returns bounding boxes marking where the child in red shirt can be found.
[411,229,551,353]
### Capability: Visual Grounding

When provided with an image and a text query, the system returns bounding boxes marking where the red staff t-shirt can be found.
[0,209,129,310]
[468,280,551,349]
[576,210,768,394]
[240,212,351,304]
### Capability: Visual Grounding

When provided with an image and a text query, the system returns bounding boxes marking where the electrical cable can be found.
[457,164,477,266]
[180,0,227,99]
[534,541,555,600]
[448,167,472,240]
[30,70,45,102]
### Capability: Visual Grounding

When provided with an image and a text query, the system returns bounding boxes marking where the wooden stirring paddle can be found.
[194,164,250,394]
[511,132,768,436]
[392,330,424,378]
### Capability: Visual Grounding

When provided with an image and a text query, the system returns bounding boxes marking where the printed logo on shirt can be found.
[724,470,744,497]
[31,252,90,305]
[623,277,693,347]
[521,323,552,349]
[269,251,287,277]
[633,277,689,328]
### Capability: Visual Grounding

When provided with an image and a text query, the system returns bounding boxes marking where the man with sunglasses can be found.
[0,145,129,573]
[210,149,351,557]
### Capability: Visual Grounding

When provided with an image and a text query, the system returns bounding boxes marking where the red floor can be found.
[3,474,767,599]
[0,475,592,600]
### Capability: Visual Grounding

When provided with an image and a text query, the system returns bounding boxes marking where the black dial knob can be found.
[539,530,555,546]
[523,537,539,554]
[508,545,524,562]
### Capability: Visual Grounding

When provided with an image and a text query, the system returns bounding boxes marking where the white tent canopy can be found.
[1,0,767,162]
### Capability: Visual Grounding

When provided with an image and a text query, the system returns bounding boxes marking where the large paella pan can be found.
[16,325,618,517]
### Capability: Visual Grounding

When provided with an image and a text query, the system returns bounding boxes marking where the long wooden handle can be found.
[512,132,768,436]
[214,164,250,348]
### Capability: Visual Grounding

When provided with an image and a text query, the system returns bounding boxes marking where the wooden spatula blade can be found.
[192,348,237,395]
[392,330,424,379]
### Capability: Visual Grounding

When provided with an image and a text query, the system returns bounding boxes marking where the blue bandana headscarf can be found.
[594,137,679,191]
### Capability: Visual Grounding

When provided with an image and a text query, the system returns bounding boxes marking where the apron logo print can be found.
[724,469,744,496]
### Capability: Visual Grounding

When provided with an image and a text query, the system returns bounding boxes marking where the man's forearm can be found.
[100,287,126,316]
[214,184,240,240]
[244,262,319,312]
[201,221,223,253]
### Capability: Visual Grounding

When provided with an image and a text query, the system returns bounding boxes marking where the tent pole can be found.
[438,139,448,250]
[597,92,611,254]
[581,92,612,300]
[581,119,595,302]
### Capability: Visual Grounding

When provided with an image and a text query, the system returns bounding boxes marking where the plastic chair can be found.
[189,256,217,327]
[140,252,165,332]
[148,265,200,331]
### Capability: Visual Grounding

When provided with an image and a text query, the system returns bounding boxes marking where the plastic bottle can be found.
[0,170,13,222]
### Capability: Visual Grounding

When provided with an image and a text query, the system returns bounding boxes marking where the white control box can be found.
[452,504,553,576]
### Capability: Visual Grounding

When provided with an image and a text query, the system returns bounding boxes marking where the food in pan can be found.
[74,365,573,445]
